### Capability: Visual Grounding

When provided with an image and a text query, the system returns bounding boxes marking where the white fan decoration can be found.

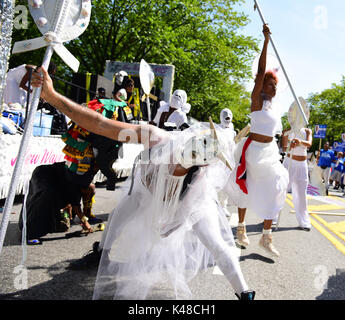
[139,59,155,121]
[12,0,92,72]
[288,96,309,135]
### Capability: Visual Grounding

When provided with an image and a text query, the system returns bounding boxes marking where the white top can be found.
[167,109,188,129]
[153,101,187,129]
[3,64,28,105]
[250,100,282,137]
[6,64,27,85]
[117,88,127,101]
[286,128,308,156]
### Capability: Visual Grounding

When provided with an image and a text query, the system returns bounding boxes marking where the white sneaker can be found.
[259,234,280,257]
[236,225,250,247]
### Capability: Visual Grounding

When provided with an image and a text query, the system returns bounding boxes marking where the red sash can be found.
[236,138,252,194]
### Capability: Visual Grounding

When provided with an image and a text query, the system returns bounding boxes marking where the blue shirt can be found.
[334,158,345,173]
[318,149,336,167]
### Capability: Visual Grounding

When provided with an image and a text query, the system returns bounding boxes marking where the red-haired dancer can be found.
[225,24,288,257]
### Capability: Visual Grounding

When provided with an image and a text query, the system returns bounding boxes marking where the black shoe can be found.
[326,189,329,196]
[235,290,255,300]
[106,181,116,191]
[299,227,311,232]
[67,242,102,270]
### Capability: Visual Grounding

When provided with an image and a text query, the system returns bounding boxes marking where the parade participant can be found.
[329,151,344,190]
[31,66,255,300]
[112,70,128,96]
[217,108,237,216]
[3,64,36,105]
[282,126,312,231]
[93,87,106,100]
[113,78,135,122]
[151,89,189,130]
[317,142,336,195]
[225,24,289,257]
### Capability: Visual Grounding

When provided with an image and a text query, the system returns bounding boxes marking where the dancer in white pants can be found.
[282,127,312,231]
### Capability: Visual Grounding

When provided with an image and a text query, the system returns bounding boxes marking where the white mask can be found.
[220,108,233,128]
[174,118,233,170]
[115,70,128,85]
[170,90,187,110]
[175,135,220,169]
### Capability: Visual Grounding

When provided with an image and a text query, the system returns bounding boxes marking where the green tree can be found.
[10,0,258,128]
[307,76,345,150]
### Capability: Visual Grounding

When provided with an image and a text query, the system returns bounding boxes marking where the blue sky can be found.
[235,0,345,115]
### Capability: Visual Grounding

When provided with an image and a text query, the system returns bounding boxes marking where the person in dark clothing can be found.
[19,161,96,242]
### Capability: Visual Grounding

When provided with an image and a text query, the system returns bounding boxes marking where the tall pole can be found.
[254,0,309,126]
[0,0,71,255]
[0,0,15,133]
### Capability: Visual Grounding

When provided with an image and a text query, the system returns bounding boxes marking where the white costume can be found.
[282,129,311,229]
[225,99,289,220]
[116,88,127,101]
[216,109,237,212]
[93,123,250,300]
[3,64,29,106]
[153,90,189,129]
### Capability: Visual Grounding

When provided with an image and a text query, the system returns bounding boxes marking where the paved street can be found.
[0,181,345,301]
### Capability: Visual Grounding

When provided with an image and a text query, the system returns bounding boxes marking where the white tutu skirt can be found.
[225,138,289,220]
[93,165,236,300]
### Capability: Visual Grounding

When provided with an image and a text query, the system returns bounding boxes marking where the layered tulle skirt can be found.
[93,165,236,300]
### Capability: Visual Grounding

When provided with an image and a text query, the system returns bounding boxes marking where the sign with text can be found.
[314,124,327,139]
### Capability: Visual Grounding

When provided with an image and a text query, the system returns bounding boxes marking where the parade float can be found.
[0,1,176,201]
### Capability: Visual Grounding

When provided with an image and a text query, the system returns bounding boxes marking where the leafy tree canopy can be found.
[10,0,259,128]
[307,76,345,150]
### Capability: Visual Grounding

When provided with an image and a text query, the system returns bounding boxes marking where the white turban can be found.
[220,108,233,128]
[170,89,187,110]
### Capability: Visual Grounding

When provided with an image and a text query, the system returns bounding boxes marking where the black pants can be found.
[19,162,85,239]
[86,133,122,185]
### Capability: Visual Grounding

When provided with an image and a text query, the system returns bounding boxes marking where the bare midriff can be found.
[248,132,273,143]
[287,154,307,161]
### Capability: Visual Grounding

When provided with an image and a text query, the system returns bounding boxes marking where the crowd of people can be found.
[2,22,344,301]
[317,142,345,194]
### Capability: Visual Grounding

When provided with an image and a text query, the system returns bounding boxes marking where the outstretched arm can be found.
[251,24,271,112]
[290,128,312,149]
[31,67,160,146]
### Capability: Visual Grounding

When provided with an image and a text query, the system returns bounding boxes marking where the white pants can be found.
[283,158,311,228]
[192,212,248,295]
[320,166,331,190]
[330,170,342,183]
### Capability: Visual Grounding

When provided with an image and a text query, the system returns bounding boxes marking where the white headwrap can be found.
[220,108,233,128]
[170,89,187,110]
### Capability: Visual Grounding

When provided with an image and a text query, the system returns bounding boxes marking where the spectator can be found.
[317,141,336,195]
[3,64,37,106]
[113,70,128,95]
[113,78,135,121]
[329,151,344,190]
[94,87,106,100]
